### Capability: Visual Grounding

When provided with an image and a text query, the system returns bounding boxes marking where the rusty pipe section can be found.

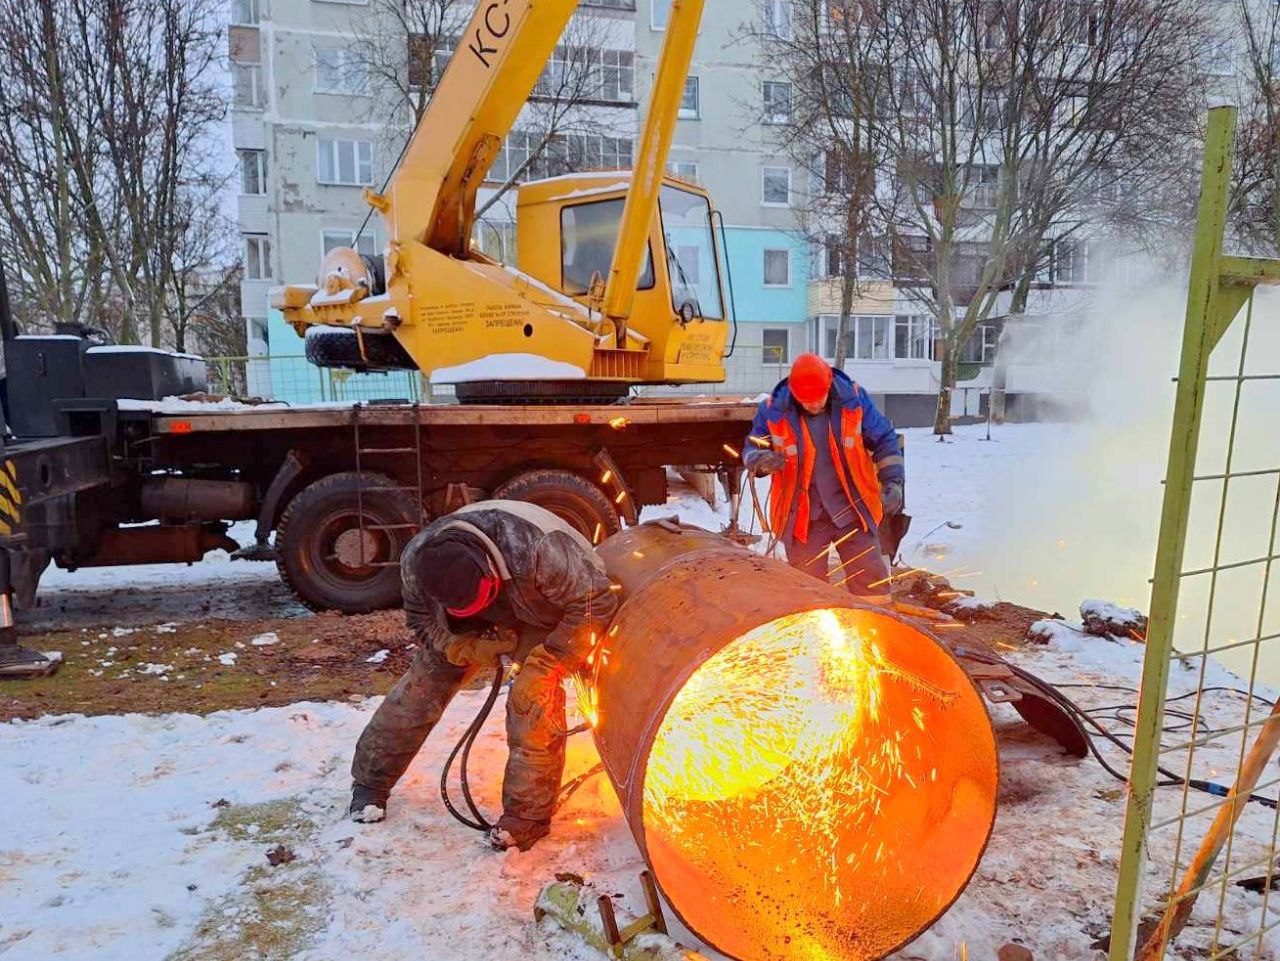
[593,523,998,961]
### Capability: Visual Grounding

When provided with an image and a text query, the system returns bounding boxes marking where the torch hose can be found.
[440,661,505,833]
[962,649,1279,810]
[440,661,606,833]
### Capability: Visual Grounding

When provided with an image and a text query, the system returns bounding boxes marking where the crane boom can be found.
[384,0,578,257]
[601,0,705,335]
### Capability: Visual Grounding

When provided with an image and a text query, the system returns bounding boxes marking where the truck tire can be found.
[276,472,421,614]
[493,470,621,543]
[305,326,416,372]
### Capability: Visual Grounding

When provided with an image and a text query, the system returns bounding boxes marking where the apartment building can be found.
[226,0,1196,415]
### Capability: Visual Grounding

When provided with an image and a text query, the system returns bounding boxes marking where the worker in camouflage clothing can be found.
[349,500,619,852]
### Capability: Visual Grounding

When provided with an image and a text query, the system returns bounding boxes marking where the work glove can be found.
[748,450,786,477]
[880,480,905,516]
[443,628,519,668]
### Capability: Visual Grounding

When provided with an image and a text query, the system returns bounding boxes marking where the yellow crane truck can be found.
[272,0,728,404]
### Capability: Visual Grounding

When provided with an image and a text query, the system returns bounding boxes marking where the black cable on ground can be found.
[963,649,1280,810]
[440,661,505,833]
[441,661,604,832]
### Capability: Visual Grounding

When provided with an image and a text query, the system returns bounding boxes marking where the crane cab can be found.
[513,172,731,386]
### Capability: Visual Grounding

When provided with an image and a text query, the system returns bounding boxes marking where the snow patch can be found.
[429,354,587,385]
[365,649,390,665]
[250,632,279,647]
[1027,619,1088,652]
[218,653,238,667]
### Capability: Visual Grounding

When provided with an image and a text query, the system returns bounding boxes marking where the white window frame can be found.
[822,314,894,361]
[763,80,793,124]
[321,229,378,259]
[680,76,700,119]
[763,248,792,288]
[231,62,264,110]
[238,149,266,196]
[314,45,370,96]
[244,235,272,280]
[667,160,700,183]
[230,0,260,26]
[316,139,374,186]
[761,166,792,207]
[765,0,793,39]
[762,328,790,365]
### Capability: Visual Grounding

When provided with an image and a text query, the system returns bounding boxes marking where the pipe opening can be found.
[636,607,997,961]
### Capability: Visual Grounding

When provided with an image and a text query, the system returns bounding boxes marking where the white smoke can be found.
[977,272,1280,680]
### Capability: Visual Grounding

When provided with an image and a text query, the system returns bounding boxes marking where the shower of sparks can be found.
[630,608,993,961]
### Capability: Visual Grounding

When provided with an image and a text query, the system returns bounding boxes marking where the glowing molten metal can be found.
[593,526,998,961]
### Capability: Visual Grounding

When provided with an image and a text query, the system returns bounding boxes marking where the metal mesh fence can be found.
[204,355,444,405]
[1109,106,1280,961]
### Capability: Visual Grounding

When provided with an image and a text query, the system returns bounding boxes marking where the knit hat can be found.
[418,533,499,616]
[789,353,833,406]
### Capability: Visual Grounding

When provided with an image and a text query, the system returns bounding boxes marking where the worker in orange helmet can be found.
[742,353,905,603]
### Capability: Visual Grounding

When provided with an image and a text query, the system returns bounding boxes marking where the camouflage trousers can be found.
[351,632,567,823]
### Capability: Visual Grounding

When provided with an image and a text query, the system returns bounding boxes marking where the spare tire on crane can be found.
[304,326,417,372]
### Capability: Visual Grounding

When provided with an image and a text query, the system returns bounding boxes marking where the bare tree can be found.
[1233,0,1280,254]
[757,0,1206,434]
[350,5,634,226]
[0,0,228,346]
[748,4,885,369]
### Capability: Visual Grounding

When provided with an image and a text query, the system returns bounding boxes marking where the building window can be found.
[244,235,272,280]
[317,139,374,186]
[322,230,378,257]
[491,131,633,184]
[652,0,670,29]
[238,149,267,196]
[541,47,634,103]
[315,45,370,95]
[232,62,264,109]
[765,0,793,39]
[231,0,259,25]
[762,166,792,206]
[762,329,790,365]
[763,248,791,287]
[763,81,793,124]
[667,160,700,183]
[823,315,893,360]
[680,76,700,119]
[894,315,936,360]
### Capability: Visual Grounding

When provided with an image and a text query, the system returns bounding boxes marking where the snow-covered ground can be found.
[8,421,1280,960]
[5,635,1280,960]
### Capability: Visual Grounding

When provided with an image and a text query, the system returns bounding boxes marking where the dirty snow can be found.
[5,637,1280,960]
[7,422,1280,960]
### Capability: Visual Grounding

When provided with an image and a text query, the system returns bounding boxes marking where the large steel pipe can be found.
[592,523,998,961]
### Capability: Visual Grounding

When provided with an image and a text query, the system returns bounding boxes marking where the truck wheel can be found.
[305,326,416,371]
[493,470,620,543]
[276,472,421,613]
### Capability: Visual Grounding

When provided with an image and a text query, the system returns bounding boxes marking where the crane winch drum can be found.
[589,524,999,961]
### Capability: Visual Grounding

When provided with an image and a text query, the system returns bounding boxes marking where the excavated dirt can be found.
[1,566,1058,722]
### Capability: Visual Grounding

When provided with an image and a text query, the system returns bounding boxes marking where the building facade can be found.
[226,0,1136,416]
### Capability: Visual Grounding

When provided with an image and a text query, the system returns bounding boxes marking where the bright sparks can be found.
[638,608,997,961]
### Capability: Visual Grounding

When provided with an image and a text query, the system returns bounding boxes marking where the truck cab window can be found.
[659,186,725,320]
[561,198,654,296]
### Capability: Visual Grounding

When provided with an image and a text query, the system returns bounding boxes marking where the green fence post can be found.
[1108,105,1240,961]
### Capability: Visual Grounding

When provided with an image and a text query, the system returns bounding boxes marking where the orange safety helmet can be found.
[788,353,833,406]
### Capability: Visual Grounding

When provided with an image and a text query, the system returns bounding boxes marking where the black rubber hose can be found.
[440,662,505,833]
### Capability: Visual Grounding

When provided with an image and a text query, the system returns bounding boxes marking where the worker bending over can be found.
[349,501,619,852]
[743,353,905,603]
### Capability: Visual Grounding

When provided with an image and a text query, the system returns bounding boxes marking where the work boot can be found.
[349,783,389,824]
[487,814,551,852]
